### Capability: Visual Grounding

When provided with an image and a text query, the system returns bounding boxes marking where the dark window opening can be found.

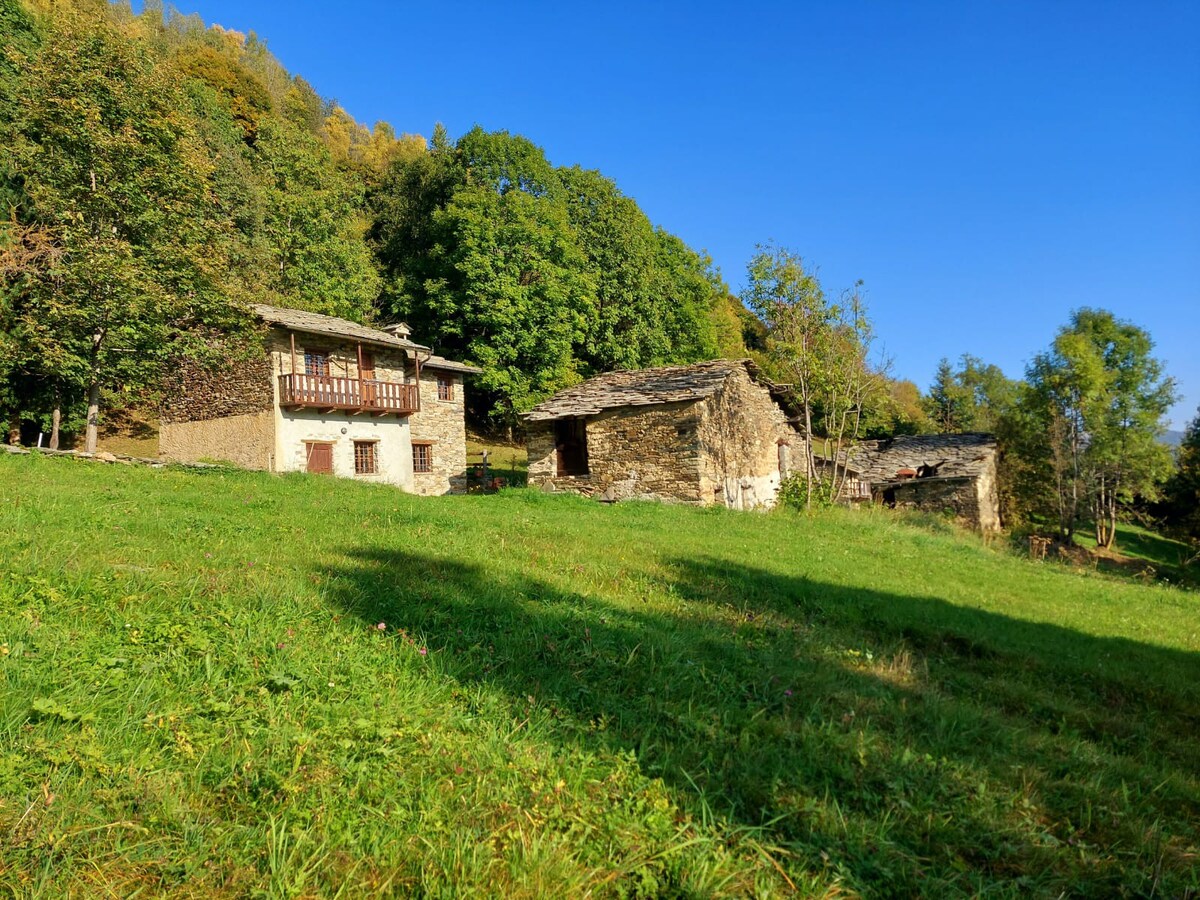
[413,442,433,474]
[354,440,378,475]
[555,418,589,477]
[437,376,453,401]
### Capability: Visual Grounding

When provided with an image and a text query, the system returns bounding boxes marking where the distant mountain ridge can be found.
[1163,430,1185,448]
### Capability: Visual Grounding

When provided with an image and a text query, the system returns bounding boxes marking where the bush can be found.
[777,472,837,511]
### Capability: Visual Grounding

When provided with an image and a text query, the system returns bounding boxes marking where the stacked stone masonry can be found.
[409,368,468,495]
[844,433,1001,532]
[526,360,796,509]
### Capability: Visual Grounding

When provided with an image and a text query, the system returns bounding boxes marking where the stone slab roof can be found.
[846,432,997,481]
[253,303,431,353]
[252,303,481,374]
[422,354,483,376]
[523,359,768,423]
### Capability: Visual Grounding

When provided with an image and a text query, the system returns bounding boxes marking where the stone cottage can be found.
[840,433,1001,532]
[159,304,481,495]
[523,359,798,509]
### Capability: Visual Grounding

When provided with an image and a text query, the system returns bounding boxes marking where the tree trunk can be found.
[49,405,61,450]
[801,384,814,510]
[84,381,100,454]
[1104,496,1118,551]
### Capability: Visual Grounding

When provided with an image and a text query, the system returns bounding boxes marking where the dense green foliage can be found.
[1161,407,1200,542]
[1,453,1197,896]
[923,354,1019,434]
[370,127,732,426]
[1,0,739,438]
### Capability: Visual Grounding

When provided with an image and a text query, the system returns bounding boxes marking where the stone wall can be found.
[849,431,1002,532]
[880,475,982,524]
[269,331,409,382]
[408,368,468,495]
[875,465,1001,532]
[528,400,706,503]
[159,410,275,469]
[160,353,273,425]
[696,365,792,509]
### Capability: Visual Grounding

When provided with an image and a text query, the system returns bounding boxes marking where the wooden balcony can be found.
[278,373,419,416]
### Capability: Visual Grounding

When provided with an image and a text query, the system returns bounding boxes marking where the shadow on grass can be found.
[1106,527,1198,585]
[323,548,1200,896]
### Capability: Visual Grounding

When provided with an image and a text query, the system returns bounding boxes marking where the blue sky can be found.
[148,1,1199,426]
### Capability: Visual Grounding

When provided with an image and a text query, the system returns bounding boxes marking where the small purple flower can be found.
[376,622,387,631]
[418,647,428,656]
[784,689,793,697]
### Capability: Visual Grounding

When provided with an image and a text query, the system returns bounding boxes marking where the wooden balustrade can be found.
[279,373,419,415]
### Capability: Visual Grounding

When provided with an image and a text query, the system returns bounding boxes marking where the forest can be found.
[1,0,1196,548]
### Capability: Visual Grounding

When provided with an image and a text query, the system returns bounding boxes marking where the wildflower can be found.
[784,689,793,697]
[204,552,213,559]
[376,622,387,631]
[418,647,428,656]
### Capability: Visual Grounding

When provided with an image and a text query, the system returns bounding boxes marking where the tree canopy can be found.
[1,0,742,440]
[1009,309,1177,545]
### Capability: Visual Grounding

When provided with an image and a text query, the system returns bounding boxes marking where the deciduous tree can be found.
[1021,309,1176,546]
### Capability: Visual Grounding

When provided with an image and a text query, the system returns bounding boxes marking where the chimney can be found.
[383,322,412,339]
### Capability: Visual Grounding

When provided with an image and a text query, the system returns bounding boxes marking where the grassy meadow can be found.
[1,451,1197,897]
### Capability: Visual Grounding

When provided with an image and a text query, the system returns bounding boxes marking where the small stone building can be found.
[843,433,1001,532]
[160,304,480,495]
[524,359,798,509]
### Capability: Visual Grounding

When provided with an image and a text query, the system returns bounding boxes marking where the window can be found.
[554,418,588,476]
[304,350,329,377]
[305,441,333,475]
[437,376,453,401]
[412,442,433,474]
[353,440,378,475]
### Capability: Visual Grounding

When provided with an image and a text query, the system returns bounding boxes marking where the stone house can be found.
[523,359,798,509]
[160,304,481,494]
[838,433,1001,532]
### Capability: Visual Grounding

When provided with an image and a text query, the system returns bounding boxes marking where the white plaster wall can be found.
[273,407,413,489]
[722,472,782,511]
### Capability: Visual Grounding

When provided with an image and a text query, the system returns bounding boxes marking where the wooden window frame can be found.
[304,349,330,378]
[412,441,434,474]
[436,375,454,402]
[353,439,379,476]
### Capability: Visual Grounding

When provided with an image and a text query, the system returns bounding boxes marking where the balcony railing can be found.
[279,373,419,415]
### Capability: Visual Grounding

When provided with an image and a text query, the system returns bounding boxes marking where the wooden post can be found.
[414,353,423,412]
[290,333,297,377]
[356,341,364,411]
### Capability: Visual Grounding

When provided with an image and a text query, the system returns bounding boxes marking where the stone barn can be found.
[843,433,1001,532]
[523,359,798,509]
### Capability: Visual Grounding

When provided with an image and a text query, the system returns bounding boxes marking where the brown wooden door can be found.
[305,441,333,474]
[360,351,377,407]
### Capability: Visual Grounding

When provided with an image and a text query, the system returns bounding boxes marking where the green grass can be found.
[1,452,1198,898]
[466,438,528,488]
[1073,522,1199,589]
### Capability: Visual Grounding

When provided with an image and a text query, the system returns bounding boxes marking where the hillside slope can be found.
[1,453,1197,897]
